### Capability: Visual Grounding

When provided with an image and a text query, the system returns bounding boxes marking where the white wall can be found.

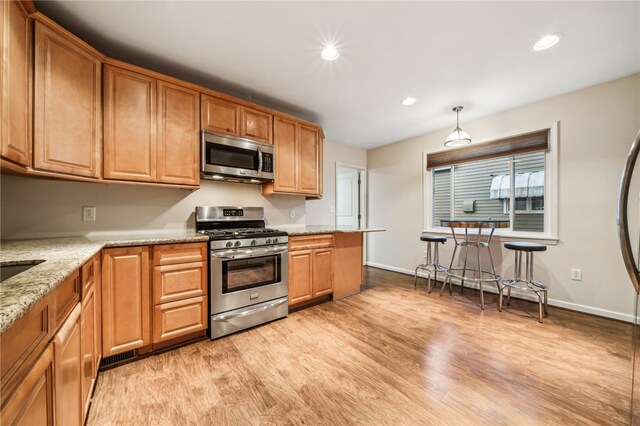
[367,73,640,321]
[0,176,306,239]
[305,139,367,226]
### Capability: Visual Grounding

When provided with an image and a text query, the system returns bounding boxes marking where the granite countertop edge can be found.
[279,226,387,236]
[0,233,209,334]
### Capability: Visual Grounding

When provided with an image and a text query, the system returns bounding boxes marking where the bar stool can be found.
[500,242,549,323]
[414,235,448,293]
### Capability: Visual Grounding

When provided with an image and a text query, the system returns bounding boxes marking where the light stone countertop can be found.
[276,225,386,236]
[0,232,209,334]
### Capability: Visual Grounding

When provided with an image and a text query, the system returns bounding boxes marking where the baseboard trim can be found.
[365,261,634,323]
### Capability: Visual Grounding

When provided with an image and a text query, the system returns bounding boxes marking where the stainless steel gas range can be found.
[195,206,288,339]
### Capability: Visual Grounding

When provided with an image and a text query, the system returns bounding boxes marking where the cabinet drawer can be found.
[0,296,52,394]
[289,234,334,251]
[153,242,207,266]
[153,261,207,304]
[81,254,98,299]
[153,296,207,343]
[54,270,81,329]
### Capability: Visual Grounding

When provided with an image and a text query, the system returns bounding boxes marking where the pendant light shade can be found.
[444,106,472,147]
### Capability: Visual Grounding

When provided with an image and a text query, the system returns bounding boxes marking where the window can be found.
[424,125,558,239]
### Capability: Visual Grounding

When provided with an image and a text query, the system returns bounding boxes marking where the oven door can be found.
[201,132,274,179]
[210,246,288,314]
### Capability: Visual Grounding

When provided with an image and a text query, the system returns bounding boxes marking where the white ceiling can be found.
[35,1,640,149]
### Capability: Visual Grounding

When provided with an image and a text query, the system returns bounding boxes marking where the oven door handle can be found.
[215,298,288,321]
[211,246,288,259]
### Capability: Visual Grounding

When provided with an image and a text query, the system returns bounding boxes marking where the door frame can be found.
[335,162,367,229]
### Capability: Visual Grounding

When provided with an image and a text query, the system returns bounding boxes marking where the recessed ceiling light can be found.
[402,97,417,106]
[321,45,339,61]
[532,33,564,51]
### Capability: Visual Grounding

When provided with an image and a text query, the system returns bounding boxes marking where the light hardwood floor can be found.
[88,267,632,425]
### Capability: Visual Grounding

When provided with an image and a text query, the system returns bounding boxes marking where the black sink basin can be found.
[1,261,44,282]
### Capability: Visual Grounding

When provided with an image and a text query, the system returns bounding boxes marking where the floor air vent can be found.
[100,350,137,369]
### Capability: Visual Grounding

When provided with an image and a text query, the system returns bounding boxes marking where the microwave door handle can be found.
[257,147,263,172]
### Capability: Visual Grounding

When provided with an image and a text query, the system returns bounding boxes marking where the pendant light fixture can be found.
[444,106,472,147]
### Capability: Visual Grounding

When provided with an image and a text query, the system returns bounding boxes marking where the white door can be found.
[337,166,360,227]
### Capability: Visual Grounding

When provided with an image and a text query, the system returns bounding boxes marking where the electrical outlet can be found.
[571,268,582,281]
[328,205,335,214]
[289,209,296,219]
[83,206,96,222]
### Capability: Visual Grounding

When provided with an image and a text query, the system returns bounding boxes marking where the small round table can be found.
[440,219,509,310]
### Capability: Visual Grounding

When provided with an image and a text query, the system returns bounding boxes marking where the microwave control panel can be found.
[262,153,273,173]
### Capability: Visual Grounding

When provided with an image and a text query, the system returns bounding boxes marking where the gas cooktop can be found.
[198,228,288,240]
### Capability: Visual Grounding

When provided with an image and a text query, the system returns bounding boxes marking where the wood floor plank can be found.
[87,267,632,425]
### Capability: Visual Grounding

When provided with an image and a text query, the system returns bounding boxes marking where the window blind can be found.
[426,129,549,170]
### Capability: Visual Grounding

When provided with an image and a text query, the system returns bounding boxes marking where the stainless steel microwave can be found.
[201,131,274,183]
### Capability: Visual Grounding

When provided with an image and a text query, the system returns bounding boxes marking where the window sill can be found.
[422,227,559,245]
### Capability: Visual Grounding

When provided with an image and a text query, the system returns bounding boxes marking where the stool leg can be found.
[426,243,432,292]
[476,243,484,310]
[431,243,439,294]
[537,291,544,323]
[413,266,420,287]
[544,290,548,316]
[460,244,469,294]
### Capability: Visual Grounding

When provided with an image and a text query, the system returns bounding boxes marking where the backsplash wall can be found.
[0,175,306,239]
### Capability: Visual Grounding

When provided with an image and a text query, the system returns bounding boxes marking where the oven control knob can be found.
[265,238,272,244]
[225,241,233,248]
[273,238,279,244]
[251,240,257,246]
[234,241,242,247]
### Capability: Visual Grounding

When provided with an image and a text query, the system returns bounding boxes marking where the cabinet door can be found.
[102,246,151,356]
[80,285,96,420]
[0,344,54,426]
[288,250,313,305]
[157,80,200,185]
[273,116,298,193]
[0,1,31,167]
[298,124,321,195]
[201,94,239,136]
[312,248,334,297]
[54,303,82,426]
[240,107,272,144]
[153,296,207,343]
[103,65,156,182]
[33,21,101,178]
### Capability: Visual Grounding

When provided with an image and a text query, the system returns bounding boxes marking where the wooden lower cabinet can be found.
[289,250,313,305]
[0,343,55,426]
[101,246,151,356]
[312,248,334,297]
[151,243,208,345]
[288,236,335,306]
[53,303,83,426]
[80,284,97,418]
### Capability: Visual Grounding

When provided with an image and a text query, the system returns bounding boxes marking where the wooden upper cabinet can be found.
[264,116,323,197]
[157,80,200,185]
[101,246,151,356]
[0,1,31,167]
[240,107,272,144]
[272,116,298,193]
[103,65,156,182]
[201,94,239,136]
[298,124,321,195]
[33,20,102,178]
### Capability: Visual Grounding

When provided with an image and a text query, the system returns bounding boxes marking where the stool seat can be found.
[420,235,447,243]
[504,242,547,252]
